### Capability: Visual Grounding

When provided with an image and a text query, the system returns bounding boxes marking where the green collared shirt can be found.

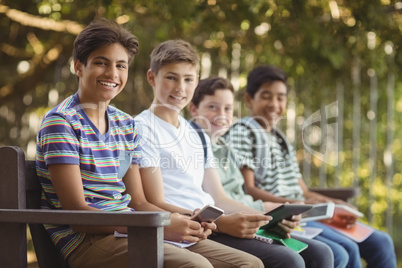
[212,137,264,211]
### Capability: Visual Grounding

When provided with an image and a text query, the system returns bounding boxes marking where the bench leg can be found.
[0,223,27,268]
[128,226,164,268]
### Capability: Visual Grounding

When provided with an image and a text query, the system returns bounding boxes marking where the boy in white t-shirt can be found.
[136,39,334,267]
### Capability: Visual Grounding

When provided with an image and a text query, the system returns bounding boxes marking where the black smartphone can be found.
[190,205,224,223]
[261,204,313,230]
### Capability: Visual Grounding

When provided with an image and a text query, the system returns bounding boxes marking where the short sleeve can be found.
[224,123,256,170]
[131,123,142,164]
[204,134,215,169]
[289,144,302,179]
[37,114,80,166]
[135,118,160,168]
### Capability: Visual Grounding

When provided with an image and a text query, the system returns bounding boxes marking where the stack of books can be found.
[257,203,374,247]
[297,203,374,242]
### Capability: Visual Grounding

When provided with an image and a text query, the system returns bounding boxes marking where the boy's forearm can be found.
[149,200,193,215]
[246,185,291,204]
[215,197,261,215]
[129,199,165,212]
[303,190,348,205]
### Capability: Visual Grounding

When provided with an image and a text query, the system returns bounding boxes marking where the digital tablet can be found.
[334,204,364,218]
[300,203,335,222]
[261,204,313,230]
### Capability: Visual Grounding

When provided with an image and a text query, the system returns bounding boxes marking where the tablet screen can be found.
[261,204,313,230]
[300,203,335,222]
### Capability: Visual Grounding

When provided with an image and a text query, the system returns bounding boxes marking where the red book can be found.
[323,221,374,242]
[333,204,364,218]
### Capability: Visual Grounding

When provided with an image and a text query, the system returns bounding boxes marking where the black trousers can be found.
[209,233,334,268]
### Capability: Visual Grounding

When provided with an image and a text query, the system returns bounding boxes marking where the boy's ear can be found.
[147,69,156,87]
[244,92,252,109]
[74,59,83,78]
[188,102,198,117]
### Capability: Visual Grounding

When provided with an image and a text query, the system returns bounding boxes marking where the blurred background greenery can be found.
[0,0,401,266]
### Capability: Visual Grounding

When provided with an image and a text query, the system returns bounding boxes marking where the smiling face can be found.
[75,42,129,105]
[148,62,198,116]
[245,81,287,131]
[190,89,234,141]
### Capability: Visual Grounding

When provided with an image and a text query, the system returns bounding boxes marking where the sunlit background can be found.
[1,0,401,266]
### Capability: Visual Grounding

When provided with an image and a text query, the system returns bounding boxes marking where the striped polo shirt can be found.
[224,117,304,200]
[36,93,141,259]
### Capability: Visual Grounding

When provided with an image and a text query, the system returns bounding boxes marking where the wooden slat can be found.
[0,146,27,268]
[0,209,170,226]
[310,187,360,201]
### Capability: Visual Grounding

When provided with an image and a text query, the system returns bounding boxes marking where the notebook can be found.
[291,226,323,239]
[255,234,274,244]
[256,229,308,253]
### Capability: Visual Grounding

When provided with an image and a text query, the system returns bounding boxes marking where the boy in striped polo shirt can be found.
[36,19,260,268]
[224,65,397,268]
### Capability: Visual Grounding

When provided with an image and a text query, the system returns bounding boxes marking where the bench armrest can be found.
[0,144,170,268]
[0,209,170,268]
[0,209,170,226]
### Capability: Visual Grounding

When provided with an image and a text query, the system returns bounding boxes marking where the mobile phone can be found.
[190,205,224,223]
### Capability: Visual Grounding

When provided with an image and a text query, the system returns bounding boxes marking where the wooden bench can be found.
[0,146,170,268]
[310,187,360,202]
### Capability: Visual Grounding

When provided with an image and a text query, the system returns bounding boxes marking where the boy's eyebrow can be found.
[165,71,178,75]
[93,55,128,63]
[166,71,196,77]
[208,101,233,106]
[260,90,287,96]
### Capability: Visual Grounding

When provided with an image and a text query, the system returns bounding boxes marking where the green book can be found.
[256,229,308,253]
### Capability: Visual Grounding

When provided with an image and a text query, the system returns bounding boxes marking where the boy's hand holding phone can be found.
[190,205,224,223]
[165,213,213,243]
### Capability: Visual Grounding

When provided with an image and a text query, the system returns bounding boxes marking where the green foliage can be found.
[0,0,401,265]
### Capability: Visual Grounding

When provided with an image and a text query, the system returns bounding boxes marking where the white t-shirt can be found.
[135,110,215,210]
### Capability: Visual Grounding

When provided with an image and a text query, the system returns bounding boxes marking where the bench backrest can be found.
[25,160,68,267]
[0,146,168,268]
[0,146,67,267]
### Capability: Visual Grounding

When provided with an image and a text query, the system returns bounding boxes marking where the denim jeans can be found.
[209,232,334,268]
[307,221,397,268]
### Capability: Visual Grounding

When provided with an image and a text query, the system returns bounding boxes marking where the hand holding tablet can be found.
[260,204,313,230]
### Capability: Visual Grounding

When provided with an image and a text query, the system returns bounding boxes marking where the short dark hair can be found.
[192,77,234,107]
[150,39,199,74]
[246,65,288,98]
[73,18,139,65]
